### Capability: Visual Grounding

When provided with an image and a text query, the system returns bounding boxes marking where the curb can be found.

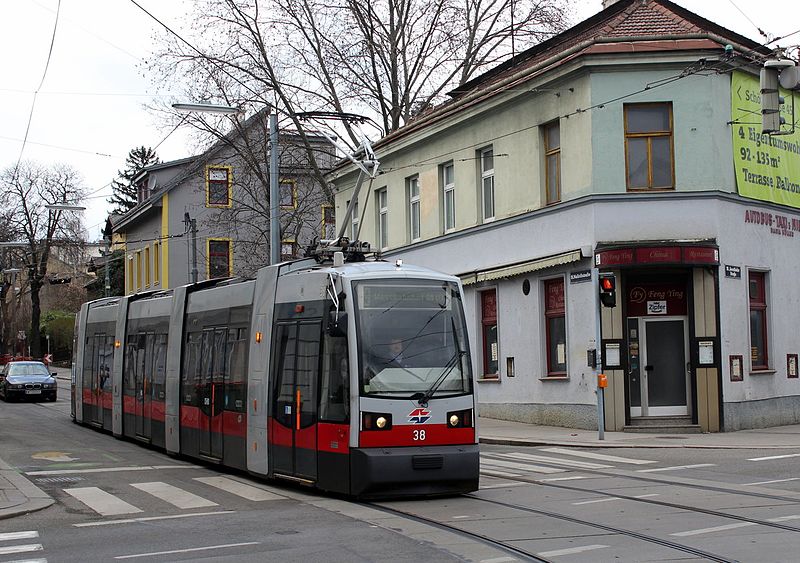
[478,436,800,449]
[0,458,54,521]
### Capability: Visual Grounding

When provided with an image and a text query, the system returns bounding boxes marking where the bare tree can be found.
[0,162,86,358]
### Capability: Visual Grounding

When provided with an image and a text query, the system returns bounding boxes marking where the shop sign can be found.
[627,282,687,317]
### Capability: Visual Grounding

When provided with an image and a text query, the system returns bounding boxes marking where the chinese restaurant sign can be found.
[731,70,800,208]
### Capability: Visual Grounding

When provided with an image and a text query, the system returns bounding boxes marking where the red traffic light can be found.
[599,274,616,307]
[600,277,614,291]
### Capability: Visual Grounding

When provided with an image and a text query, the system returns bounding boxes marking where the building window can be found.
[153,241,160,285]
[481,289,499,378]
[624,103,674,190]
[376,187,388,250]
[407,176,420,242]
[322,205,336,240]
[144,245,151,287]
[749,271,769,370]
[281,239,297,261]
[442,163,455,233]
[544,121,561,204]
[280,179,297,209]
[207,239,231,279]
[544,278,567,376]
[479,147,495,222]
[135,250,142,291]
[127,256,134,294]
[206,166,232,207]
[348,200,360,240]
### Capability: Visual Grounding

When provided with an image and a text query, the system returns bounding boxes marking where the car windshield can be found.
[353,278,472,398]
[8,363,50,376]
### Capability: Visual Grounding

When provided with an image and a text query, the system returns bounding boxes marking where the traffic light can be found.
[599,274,616,308]
[760,59,798,134]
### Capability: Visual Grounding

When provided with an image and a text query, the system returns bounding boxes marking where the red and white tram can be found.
[72,247,479,497]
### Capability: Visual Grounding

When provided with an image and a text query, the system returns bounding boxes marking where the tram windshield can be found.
[353,278,472,398]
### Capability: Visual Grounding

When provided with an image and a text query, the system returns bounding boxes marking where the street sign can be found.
[44,354,53,364]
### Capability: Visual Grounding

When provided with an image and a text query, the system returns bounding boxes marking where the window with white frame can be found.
[347,201,361,240]
[479,147,495,222]
[408,175,420,242]
[442,162,455,232]
[376,188,388,249]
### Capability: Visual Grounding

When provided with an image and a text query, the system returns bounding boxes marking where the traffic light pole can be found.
[592,267,605,441]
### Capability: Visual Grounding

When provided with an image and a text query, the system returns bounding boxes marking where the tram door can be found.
[271,321,320,481]
[199,328,226,460]
[88,335,104,425]
[133,333,153,441]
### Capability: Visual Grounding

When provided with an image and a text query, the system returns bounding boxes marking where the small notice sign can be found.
[570,270,592,284]
[647,301,667,315]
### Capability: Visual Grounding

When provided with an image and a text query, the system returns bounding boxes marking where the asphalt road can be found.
[2,377,800,562]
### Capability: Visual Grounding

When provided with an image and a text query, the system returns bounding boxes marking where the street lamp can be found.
[173,101,281,265]
[44,203,86,212]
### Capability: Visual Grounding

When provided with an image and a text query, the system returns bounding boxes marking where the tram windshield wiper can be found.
[414,349,466,407]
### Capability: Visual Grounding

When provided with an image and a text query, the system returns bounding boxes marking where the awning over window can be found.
[460,249,583,286]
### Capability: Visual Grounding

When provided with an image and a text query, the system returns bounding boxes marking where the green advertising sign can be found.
[731,70,800,208]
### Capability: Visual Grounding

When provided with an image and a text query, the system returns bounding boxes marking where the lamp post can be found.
[173,102,281,265]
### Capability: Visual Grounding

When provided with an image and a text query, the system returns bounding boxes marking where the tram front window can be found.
[353,279,472,398]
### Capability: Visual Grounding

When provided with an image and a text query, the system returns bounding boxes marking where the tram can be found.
[72,241,479,497]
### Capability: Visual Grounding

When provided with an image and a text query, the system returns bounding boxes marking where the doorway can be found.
[629,317,689,417]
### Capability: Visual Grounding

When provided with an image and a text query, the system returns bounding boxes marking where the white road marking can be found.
[0,532,39,542]
[540,476,588,482]
[747,453,800,462]
[73,510,235,528]
[193,477,284,501]
[64,487,143,516]
[480,469,523,478]
[26,465,198,476]
[131,482,217,509]
[479,481,528,489]
[637,463,715,473]
[496,452,611,469]
[114,541,260,559]
[480,557,518,563]
[0,545,43,556]
[572,497,620,505]
[671,522,754,536]
[540,447,657,465]
[744,477,800,486]
[5,559,47,563]
[538,544,608,557]
[769,515,800,522]
[634,494,660,499]
[481,457,565,474]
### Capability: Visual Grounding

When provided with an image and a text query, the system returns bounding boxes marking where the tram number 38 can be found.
[413,429,426,441]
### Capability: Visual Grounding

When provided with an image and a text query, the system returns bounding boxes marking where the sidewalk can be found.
[478,416,800,449]
[1,415,798,521]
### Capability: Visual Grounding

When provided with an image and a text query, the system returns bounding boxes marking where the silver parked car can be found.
[0,361,58,402]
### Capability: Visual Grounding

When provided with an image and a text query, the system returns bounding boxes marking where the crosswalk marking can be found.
[131,482,217,509]
[193,477,284,501]
[64,487,143,516]
[538,544,608,557]
[0,532,39,542]
[494,452,611,469]
[0,545,44,556]
[745,477,800,486]
[5,559,47,563]
[73,510,235,528]
[540,447,656,465]
[480,468,523,478]
[27,465,198,476]
[572,497,620,505]
[671,522,753,537]
[481,456,565,474]
[637,463,715,473]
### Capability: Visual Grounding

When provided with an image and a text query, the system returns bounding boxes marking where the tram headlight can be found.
[446,409,473,428]
[362,412,392,431]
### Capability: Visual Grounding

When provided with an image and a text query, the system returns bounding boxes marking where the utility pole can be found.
[184,213,198,284]
[269,113,280,265]
[103,236,111,297]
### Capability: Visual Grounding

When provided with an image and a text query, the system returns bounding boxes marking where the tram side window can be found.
[320,334,349,422]
[83,336,96,391]
[124,340,137,397]
[296,323,320,428]
[183,332,203,405]
[272,324,297,428]
[153,334,167,401]
[226,327,248,412]
[101,336,114,391]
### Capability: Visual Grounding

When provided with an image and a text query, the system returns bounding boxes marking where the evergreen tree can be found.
[108,146,159,214]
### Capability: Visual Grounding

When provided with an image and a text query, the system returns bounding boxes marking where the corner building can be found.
[329,0,800,432]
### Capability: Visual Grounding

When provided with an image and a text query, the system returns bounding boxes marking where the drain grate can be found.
[36,476,86,484]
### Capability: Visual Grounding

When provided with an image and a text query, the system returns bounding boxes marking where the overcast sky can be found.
[1,0,796,241]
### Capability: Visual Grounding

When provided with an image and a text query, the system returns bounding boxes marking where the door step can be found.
[624,416,702,434]
[273,473,315,485]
